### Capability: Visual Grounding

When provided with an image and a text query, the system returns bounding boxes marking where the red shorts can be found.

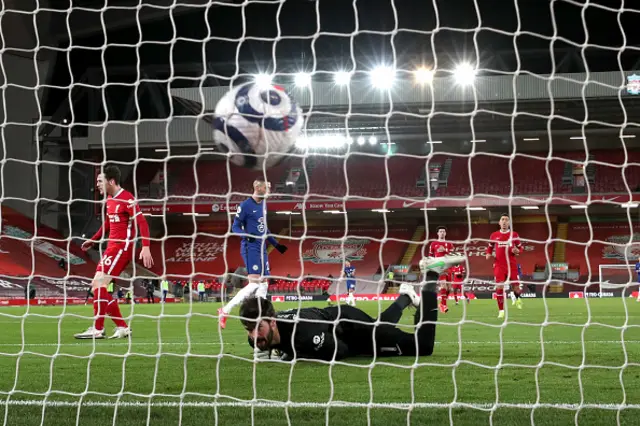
[96,245,133,277]
[452,281,463,291]
[494,265,519,288]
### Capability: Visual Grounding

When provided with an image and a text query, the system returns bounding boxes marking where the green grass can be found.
[2,297,640,425]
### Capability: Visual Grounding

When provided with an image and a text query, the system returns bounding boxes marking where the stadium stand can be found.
[0,206,98,298]
[128,150,640,201]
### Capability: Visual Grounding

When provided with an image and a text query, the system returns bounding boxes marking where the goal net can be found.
[2,0,640,425]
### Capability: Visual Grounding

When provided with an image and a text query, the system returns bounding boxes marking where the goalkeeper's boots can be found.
[419,254,466,276]
[498,310,505,319]
[74,326,105,340]
[218,308,228,329]
[515,298,523,309]
[399,283,420,308]
[109,327,131,339]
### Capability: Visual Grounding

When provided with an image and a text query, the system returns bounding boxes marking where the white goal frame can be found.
[598,264,638,295]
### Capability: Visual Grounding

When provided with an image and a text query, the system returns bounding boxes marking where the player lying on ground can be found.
[75,165,154,340]
[486,213,522,319]
[429,226,455,313]
[218,179,288,329]
[239,254,466,361]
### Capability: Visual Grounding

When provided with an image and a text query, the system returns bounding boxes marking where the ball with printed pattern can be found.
[213,83,303,169]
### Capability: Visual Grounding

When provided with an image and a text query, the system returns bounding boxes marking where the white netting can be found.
[2,0,640,425]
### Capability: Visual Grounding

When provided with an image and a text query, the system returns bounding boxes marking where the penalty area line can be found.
[3,399,640,411]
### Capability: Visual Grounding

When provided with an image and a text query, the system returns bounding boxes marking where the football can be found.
[212,82,303,169]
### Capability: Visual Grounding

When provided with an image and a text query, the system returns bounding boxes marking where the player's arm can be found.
[127,199,154,268]
[485,235,495,260]
[82,220,110,251]
[231,204,247,236]
[511,232,522,255]
[428,242,434,257]
[266,229,287,254]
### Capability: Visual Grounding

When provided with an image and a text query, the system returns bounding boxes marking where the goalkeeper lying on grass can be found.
[239,254,466,361]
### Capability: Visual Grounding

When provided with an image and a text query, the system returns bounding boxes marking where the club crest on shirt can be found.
[302,239,369,264]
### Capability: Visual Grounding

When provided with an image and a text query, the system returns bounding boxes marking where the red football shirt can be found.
[450,264,465,282]
[93,188,148,249]
[429,240,454,258]
[486,229,521,268]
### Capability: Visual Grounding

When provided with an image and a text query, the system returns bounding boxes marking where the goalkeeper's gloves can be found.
[275,244,288,254]
[254,348,285,360]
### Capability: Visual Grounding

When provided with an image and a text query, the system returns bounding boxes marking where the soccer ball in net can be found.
[213,82,303,170]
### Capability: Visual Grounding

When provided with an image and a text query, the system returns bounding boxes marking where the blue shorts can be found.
[242,243,270,276]
[346,280,356,292]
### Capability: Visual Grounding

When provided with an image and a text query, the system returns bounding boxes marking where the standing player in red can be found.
[485,213,522,319]
[449,263,467,305]
[429,226,454,313]
[74,165,154,339]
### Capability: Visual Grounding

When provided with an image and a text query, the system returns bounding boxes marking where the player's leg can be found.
[377,283,420,325]
[371,271,440,357]
[74,271,112,339]
[219,246,262,328]
[493,268,507,318]
[102,251,133,338]
[254,251,270,300]
[452,284,460,305]
[511,268,523,309]
[438,274,449,313]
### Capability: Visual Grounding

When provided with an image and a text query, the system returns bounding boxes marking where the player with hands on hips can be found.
[75,165,154,340]
[218,179,288,329]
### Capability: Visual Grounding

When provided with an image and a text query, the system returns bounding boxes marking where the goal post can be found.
[599,264,639,297]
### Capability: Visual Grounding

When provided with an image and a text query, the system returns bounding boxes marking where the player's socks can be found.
[222,282,259,315]
[107,298,128,328]
[346,293,356,306]
[510,291,517,304]
[439,288,448,311]
[379,294,412,324]
[454,292,459,304]
[93,287,109,331]
[496,287,505,313]
[255,281,269,299]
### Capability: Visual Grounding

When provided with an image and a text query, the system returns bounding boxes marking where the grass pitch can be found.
[2,297,640,425]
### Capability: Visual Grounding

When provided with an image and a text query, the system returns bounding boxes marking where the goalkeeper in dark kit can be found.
[239,254,466,361]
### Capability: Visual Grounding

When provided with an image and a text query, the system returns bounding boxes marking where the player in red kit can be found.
[485,213,522,319]
[449,263,467,305]
[74,165,154,340]
[429,226,454,313]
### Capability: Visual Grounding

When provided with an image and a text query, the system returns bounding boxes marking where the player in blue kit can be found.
[510,263,523,305]
[343,260,357,306]
[636,258,640,302]
[218,179,288,329]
